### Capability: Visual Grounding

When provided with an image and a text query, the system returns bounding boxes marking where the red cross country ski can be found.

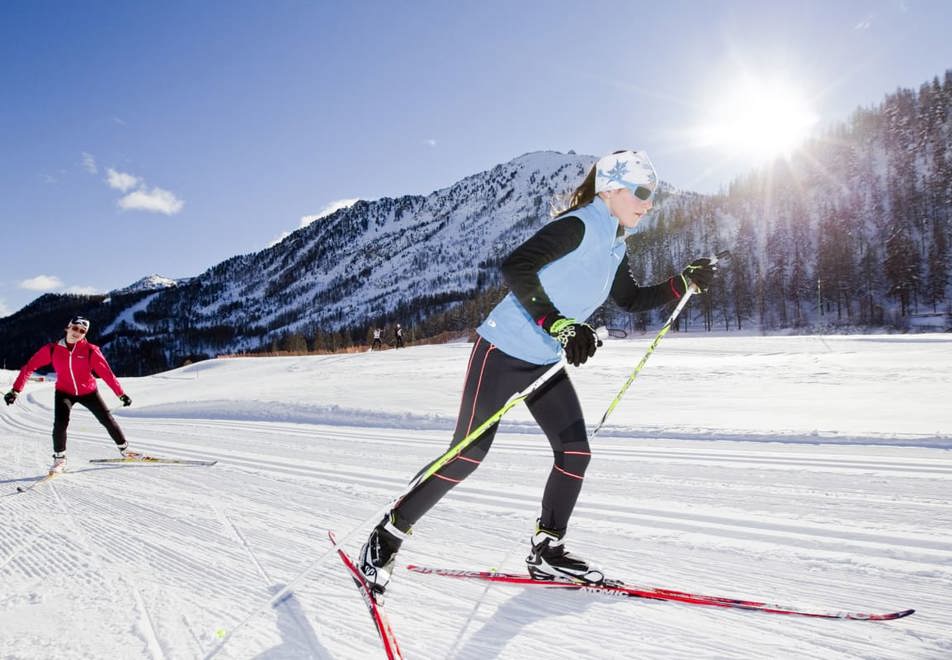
[406,566,914,621]
[328,531,404,659]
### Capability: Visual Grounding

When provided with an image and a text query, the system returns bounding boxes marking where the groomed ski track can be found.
[1,335,950,659]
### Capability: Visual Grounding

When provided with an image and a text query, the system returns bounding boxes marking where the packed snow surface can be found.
[2,333,950,659]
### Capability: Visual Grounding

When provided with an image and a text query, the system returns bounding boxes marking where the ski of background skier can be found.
[89,455,217,466]
[406,566,914,621]
[10,455,216,494]
[328,530,404,659]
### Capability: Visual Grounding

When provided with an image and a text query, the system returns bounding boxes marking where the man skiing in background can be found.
[394,323,404,349]
[371,327,383,351]
[4,316,136,474]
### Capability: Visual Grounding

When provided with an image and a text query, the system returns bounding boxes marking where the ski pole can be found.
[591,250,730,438]
[400,358,566,496]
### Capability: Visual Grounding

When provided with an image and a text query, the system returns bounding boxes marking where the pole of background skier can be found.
[591,249,731,438]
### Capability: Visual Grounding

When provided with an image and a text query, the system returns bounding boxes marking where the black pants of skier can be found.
[372,339,382,350]
[392,337,590,534]
[53,389,127,454]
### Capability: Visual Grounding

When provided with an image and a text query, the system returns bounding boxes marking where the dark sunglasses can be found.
[633,185,653,201]
[69,325,87,334]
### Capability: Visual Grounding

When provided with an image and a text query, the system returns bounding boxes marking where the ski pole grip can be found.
[711,249,731,265]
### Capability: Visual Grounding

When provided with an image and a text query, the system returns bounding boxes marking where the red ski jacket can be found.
[12,339,125,398]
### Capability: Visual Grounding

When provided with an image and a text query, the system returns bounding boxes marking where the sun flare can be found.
[693,75,819,162]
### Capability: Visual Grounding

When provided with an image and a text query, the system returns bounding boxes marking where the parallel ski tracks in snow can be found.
[8,412,948,569]
[76,414,952,479]
[8,405,951,479]
[85,420,952,562]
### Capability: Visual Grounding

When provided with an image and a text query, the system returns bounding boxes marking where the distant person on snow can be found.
[371,327,383,351]
[394,323,404,349]
[359,150,717,594]
[3,316,136,474]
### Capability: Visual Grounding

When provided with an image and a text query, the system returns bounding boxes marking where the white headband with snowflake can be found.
[594,150,658,194]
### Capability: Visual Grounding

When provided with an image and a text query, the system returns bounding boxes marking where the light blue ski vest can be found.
[477,197,629,364]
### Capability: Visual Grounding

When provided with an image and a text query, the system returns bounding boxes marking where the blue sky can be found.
[2,0,951,317]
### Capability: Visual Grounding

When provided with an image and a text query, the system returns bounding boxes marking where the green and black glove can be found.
[675,258,717,294]
[3,390,17,406]
[542,315,602,367]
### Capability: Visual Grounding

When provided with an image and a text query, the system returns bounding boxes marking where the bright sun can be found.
[693,75,819,161]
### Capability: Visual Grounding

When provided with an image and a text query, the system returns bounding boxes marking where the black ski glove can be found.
[4,390,17,405]
[119,394,132,407]
[676,258,717,294]
[542,315,602,367]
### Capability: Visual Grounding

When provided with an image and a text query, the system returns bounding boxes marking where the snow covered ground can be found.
[1,333,950,659]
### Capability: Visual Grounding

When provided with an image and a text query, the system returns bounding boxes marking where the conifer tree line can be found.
[618,70,952,332]
[248,285,509,355]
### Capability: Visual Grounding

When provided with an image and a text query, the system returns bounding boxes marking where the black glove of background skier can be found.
[677,258,717,294]
[3,390,16,405]
[543,315,602,367]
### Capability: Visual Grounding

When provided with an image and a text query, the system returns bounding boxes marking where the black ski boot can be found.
[359,515,409,596]
[525,520,604,584]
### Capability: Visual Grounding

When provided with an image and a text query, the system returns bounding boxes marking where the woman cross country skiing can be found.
[4,316,137,474]
[358,150,718,594]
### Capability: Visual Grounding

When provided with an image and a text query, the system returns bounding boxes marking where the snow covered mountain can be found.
[110,274,183,296]
[179,150,595,340]
[0,151,608,374]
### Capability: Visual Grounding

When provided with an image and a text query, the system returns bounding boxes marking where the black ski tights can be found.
[53,390,127,454]
[393,337,591,534]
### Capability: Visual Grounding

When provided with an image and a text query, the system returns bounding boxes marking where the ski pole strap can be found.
[403,359,566,494]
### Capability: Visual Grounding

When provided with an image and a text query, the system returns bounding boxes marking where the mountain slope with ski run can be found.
[1,333,950,659]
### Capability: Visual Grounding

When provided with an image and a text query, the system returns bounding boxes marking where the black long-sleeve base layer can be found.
[392,337,591,535]
[53,389,127,454]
